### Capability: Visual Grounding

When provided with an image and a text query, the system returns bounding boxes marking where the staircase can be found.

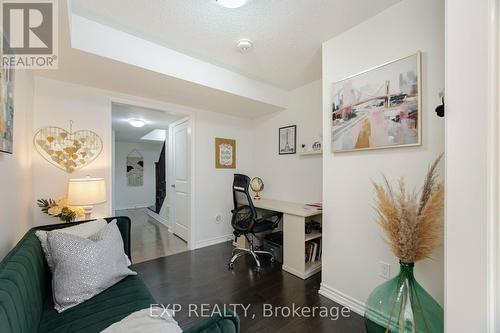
[154,142,166,214]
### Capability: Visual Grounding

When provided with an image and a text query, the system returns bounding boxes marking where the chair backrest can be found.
[232,174,257,233]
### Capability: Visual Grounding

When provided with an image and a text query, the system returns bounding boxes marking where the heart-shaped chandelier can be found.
[34,121,103,173]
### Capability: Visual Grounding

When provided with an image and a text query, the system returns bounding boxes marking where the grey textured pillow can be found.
[36,219,132,270]
[47,220,136,312]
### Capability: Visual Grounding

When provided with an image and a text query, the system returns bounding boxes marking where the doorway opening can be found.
[111,102,189,263]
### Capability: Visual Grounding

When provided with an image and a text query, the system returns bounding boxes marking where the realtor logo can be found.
[1,0,58,69]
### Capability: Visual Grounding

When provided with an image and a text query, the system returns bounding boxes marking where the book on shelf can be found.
[305,238,322,263]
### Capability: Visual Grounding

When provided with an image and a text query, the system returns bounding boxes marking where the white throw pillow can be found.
[36,219,132,269]
[47,220,137,312]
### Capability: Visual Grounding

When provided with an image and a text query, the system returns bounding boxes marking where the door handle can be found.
[171,184,176,188]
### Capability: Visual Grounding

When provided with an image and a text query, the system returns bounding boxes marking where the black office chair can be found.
[228,174,282,271]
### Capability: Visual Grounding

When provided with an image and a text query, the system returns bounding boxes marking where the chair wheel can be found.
[228,263,234,270]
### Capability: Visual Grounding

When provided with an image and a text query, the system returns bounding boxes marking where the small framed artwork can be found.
[331,52,421,152]
[215,137,236,169]
[279,125,296,155]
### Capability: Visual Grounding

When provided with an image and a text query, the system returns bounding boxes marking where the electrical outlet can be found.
[215,215,223,224]
[379,261,391,280]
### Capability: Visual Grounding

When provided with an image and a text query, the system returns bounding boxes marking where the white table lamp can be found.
[68,176,106,219]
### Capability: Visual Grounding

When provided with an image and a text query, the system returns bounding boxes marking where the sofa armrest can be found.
[183,310,240,333]
[33,216,132,260]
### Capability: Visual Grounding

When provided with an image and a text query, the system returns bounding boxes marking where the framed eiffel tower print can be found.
[279,125,296,155]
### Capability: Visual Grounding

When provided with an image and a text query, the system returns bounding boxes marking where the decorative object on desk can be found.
[332,52,421,153]
[312,141,322,151]
[0,56,14,154]
[279,125,296,155]
[250,177,264,200]
[37,196,85,223]
[364,155,444,333]
[126,149,144,186]
[215,137,236,168]
[34,121,103,173]
[67,176,107,219]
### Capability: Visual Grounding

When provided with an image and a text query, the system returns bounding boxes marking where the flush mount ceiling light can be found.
[216,0,248,9]
[237,38,253,53]
[128,119,145,128]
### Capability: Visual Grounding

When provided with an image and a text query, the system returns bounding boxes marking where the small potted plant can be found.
[37,196,85,223]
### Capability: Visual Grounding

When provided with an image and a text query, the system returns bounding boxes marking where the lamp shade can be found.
[67,177,106,206]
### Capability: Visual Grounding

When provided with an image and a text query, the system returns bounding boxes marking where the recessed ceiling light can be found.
[216,0,248,9]
[128,119,145,128]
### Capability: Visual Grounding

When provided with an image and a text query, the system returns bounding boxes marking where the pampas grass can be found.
[373,155,444,263]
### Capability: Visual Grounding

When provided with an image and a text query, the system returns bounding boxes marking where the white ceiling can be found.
[34,1,287,119]
[70,0,401,90]
[112,103,182,143]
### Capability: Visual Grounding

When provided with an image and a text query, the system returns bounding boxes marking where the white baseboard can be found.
[146,209,170,230]
[319,283,366,316]
[196,234,232,249]
[115,204,152,210]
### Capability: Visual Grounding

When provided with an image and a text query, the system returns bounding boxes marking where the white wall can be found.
[320,0,445,312]
[193,111,254,248]
[30,77,255,249]
[252,80,322,203]
[32,77,113,225]
[0,70,34,259]
[114,141,162,210]
[445,0,499,331]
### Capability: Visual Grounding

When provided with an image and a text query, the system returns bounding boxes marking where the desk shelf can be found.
[305,230,322,242]
[305,261,322,277]
[253,197,322,280]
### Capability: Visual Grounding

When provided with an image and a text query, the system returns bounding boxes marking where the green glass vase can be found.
[364,262,443,333]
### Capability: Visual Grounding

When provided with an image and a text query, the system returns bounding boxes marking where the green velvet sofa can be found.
[0,217,239,333]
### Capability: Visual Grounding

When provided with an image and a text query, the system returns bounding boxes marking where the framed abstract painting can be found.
[331,52,421,153]
[0,53,14,154]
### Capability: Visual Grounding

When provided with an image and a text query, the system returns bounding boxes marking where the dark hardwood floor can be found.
[133,241,366,333]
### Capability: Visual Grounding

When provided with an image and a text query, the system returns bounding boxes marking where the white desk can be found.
[253,198,322,279]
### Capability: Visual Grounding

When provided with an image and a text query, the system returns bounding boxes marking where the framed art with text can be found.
[215,137,236,168]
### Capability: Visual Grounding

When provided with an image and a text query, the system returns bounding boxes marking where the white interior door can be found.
[170,119,190,242]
